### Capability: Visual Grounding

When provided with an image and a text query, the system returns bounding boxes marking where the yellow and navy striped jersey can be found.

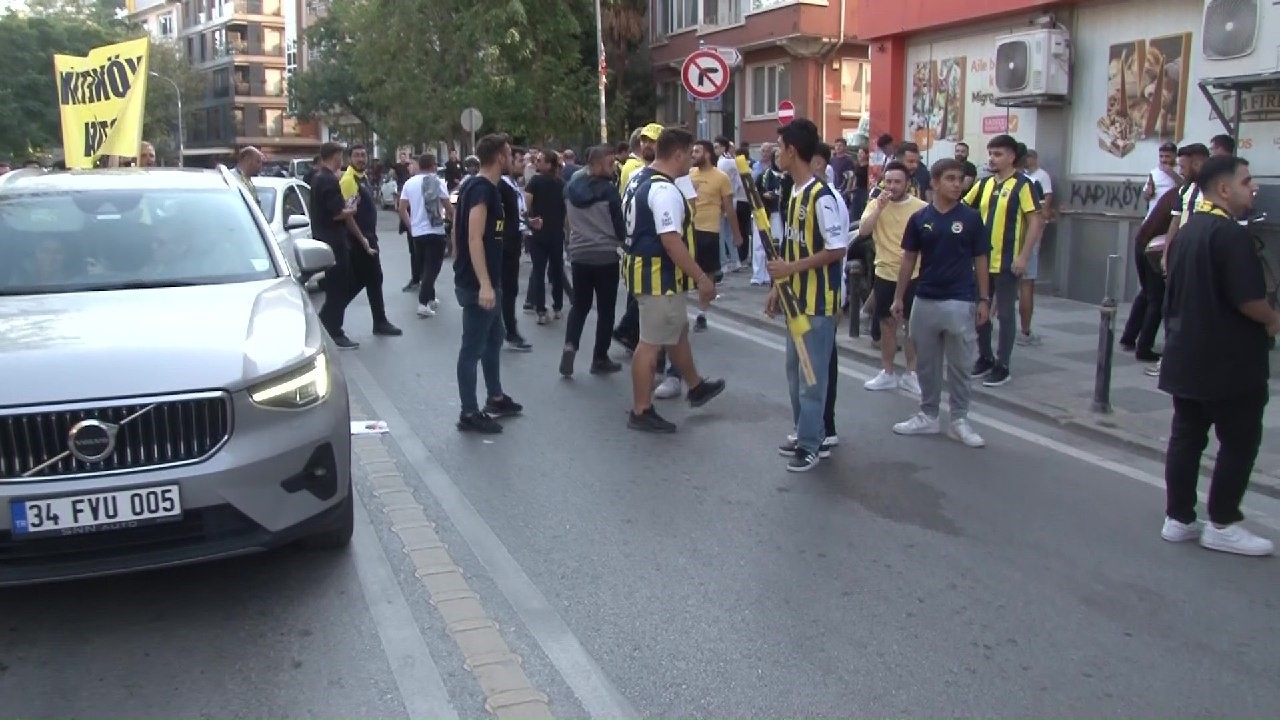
[1172,182,1204,217]
[963,173,1041,274]
[783,177,844,316]
[622,167,697,296]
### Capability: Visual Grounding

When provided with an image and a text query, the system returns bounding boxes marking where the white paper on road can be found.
[351,420,389,435]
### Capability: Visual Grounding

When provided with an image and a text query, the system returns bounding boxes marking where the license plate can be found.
[9,485,182,539]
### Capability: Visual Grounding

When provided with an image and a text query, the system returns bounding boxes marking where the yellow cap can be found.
[640,123,665,141]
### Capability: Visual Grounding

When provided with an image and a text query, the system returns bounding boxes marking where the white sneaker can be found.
[1161,517,1202,543]
[654,376,682,399]
[948,418,985,447]
[429,299,440,311]
[899,371,922,395]
[893,412,941,435]
[416,303,435,318]
[864,369,899,391]
[1199,523,1274,556]
[1144,359,1161,377]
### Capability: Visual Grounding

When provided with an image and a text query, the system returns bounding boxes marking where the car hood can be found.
[0,278,325,407]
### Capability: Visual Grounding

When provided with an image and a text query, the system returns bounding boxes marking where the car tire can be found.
[297,486,354,550]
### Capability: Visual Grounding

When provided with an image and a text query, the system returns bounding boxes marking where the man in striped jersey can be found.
[1149,143,1210,377]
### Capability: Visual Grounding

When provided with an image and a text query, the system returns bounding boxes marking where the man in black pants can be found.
[311,142,361,349]
[339,144,402,337]
[398,153,453,318]
[525,149,568,324]
[560,145,625,376]
[497,148,532,351]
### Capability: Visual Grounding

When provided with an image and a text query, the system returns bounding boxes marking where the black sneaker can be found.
[483,394,523,418]
[786,449,820,473]
[778,437,833,459]
[457,410,502,434]
[373,321,403,336]
[590,358,623,374]
[523,303,535,314]
[1134,349,1162,362]
[505,334,533,352]
[694,314,708,332]
[559,345,576,377]
[612,330,637,353]
[628,407,677,433]
[686,377,726,408]
[332,334,359,350]
[982,364,1012,387]
[401,281,419,293]
[971,357,995,378]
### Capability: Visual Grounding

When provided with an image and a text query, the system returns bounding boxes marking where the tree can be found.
[288,4,391,142]
[143,40,206,164]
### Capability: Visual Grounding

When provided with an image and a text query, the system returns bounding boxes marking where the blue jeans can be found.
[456,286,506,413]
[786,315,837,454]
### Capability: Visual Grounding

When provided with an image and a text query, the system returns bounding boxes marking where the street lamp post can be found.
[150,71,184,167]
[594,0,608,144]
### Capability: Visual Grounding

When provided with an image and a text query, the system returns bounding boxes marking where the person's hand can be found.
[876,192,891,208]
[365,244,378,256]
[767,259,792,280]
[890,298,904,321]
[763,191,777,200]
[976,299,990,326]
[696,274,715,307]
[764,286,779,318]
[478,284,496,310]
[1012,256,1027,277]
[529,216,544,231]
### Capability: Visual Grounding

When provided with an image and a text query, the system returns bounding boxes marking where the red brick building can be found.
[648,0,868,148]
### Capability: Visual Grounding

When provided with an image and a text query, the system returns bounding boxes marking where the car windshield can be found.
[0,187,277,295]
[255,186,277,222]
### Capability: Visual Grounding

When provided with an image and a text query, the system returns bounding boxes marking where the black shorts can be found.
[694,230,721,276]
[873,276,915,321]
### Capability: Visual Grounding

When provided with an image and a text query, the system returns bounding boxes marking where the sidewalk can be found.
[704,271,1280,493]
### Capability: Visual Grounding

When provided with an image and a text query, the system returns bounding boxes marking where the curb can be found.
[706,301,1280,497]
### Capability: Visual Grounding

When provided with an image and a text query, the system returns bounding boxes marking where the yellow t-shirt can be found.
[861,195,927,282]
[687,165,731,233]
[618,155,645,194]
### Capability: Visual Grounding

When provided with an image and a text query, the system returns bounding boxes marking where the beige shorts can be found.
[636,294,689,346]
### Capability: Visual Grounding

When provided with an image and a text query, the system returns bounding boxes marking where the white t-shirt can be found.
[717,155,746,203]
[1146,165,1180,220]
[649,180,687,235]
[1026,167,1053,195]
[399,173,449,236]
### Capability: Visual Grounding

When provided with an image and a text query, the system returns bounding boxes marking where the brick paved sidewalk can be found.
[703,270,1280,492]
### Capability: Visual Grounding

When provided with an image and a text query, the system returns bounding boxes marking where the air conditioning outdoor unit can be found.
[993,27,1071,102]
[1200,0,1278,74]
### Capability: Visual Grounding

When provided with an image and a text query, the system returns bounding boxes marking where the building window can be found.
[658,0,698,36]
[158,14,174,37]
[747,61,790,118]
[658,80,685,125]
[748,0,796,12]
[840,59,870,117]
[702,0,742,26]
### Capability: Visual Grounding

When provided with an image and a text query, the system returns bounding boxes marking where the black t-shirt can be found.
[496,177,523,247]
[526,172,566,234]
[308,167,347,245]
[444,160,464,187]
[1160,210,1271,400]
[453,176,505,291]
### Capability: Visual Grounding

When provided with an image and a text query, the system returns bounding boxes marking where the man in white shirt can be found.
[1017,148,1054,346]
[1143,142,1182,220]
[398,153,453,317]
[714,136,751,272]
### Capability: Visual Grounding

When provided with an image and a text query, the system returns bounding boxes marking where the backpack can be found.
[421,172,445,224]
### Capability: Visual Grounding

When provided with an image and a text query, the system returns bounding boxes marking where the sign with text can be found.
[54,36,150,169]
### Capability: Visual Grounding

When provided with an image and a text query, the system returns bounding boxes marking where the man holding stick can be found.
[766,119,849,472]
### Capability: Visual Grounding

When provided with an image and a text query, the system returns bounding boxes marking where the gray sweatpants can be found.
[909,298,978,420]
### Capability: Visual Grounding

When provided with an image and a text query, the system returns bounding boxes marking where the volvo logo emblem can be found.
[67,419,119,464]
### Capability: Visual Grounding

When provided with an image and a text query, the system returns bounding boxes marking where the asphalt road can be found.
[3,211,1278,718]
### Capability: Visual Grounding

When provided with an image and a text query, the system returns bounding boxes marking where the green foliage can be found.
[143,40,206,163]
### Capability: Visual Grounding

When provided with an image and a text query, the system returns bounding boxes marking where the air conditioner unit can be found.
[1199,0,1279,75]
[993,27,1071,101]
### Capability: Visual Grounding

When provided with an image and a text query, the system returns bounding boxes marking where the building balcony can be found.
[229,0,283,17]
[213,41,286,60]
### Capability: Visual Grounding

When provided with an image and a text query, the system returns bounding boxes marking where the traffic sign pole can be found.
[696,41,708,141]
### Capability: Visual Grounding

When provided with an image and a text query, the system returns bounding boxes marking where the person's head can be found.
[834,138,848,155]
[418,152,437,173]
[464,155,480,174]
[138,141,156,167]
[319,142,344,171]
[537,149,561,174]
[1176,143,1210,181]
[856,146,870,164]
[348,144,368,172]
[713,135,734,157]
[896,141,921,173]
[238,146,264,175]
[882,160,911,201]
[929,158,967,204]
[811,142,832,176]
[775,118,820,176]
[638,123,663,162]
[475,133,512,174]
[986,134,1019,173]
[653,127,694,176]
[759,142,776,164]
[586,145,616,178]
[954,141,970,162]
[876,133,894,152]
[1210,134,1236,157]
[1024,148,1040,172]
[449,148,459,160]
[692,139,715,169]
[1196,155,1254,216]
[508,147,527,177]
[562,149,576,164]
[1158,142,1177,168]
[615,142,629,159]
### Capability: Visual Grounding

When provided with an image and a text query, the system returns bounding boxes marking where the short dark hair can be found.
[987,134,1018,152]
[1210,134,1236,154]
[777,118,820,163]
[1158,142,1178,153]
[615,142,629,155]
[319,142,344,162]
[883,160,910,179]
[930,158,966,180]
[1177,142,1210,158]
[656,128,694,160]
[586,144,613,165]
[349,143,366,154]
[1197,155,1249,195]
[475,133,510,167]
[876,133,894,149]
[418,153,437,170]
[714,135,733,150]
[955,141,970,151]
[694,139,715,156]
[815,142,832,163]
[896,142,921,157]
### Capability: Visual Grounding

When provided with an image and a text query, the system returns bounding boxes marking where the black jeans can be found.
[1121,252,1164,353]
[455,286,506,414]
[565,262,620,360]
[318,239,354,337]
[735,201,752,263]
[407,233,421,287]
[501,236,523,337]
[1165,389,1268,526]
[824,341,838,437]
[414,234,448,305]
[526,229,566,312]
[977,272,1019,367]
[349,238,388,324]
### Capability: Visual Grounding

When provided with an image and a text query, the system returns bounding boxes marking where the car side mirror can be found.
[285,214,311,230]
[292,238,335,278]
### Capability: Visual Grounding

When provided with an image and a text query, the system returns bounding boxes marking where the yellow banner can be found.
[53,36,151,169]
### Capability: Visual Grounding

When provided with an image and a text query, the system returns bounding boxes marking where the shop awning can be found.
[1197,70,1280,141]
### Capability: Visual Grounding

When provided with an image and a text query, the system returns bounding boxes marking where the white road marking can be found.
[351,489,460,720]
[346,357,640,720]
[703,312,1280,531]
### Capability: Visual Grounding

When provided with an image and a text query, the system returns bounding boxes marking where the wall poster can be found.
[908,57,967,150]
[1096,32,1192,159]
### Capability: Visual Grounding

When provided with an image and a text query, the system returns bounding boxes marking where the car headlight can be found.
[249,352,331,409]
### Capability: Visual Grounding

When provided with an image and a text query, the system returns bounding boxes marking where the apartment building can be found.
[648,0,868,148]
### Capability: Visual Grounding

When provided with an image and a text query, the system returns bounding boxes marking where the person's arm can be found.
[1039,172,1055,219]
[895,215,920,295]
[1013,182,1045,275]
[467,197,492,287]
[1217,225,1280,332]
[1143,172,1156,201]
[1162,190,1188,268]
[857,194,884,237]
[397,180,413,230]
[607,191,626,244]
[650,185,702,279]
[338,172,373,253]
[962,179,981,208]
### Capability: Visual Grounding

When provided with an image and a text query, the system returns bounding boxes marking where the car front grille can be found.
[0,393,232,481]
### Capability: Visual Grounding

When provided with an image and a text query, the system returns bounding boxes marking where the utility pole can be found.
[594,0,608,143]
